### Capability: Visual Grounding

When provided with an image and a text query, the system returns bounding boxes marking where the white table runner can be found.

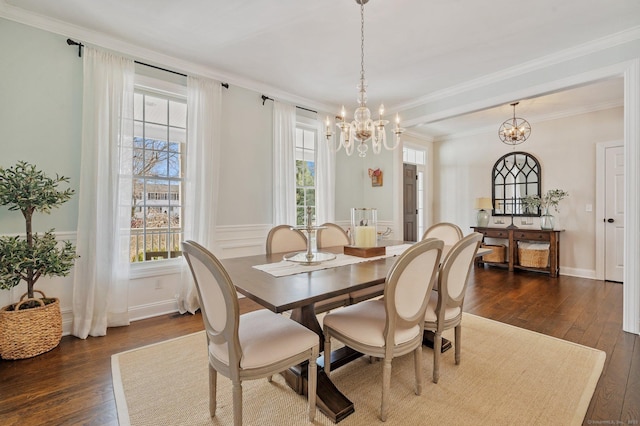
[253,244,414,277]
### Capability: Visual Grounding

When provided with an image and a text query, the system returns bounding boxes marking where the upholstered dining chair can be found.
[316,222,350,249]
[424,232,482,383]
[323,238,443,421]
[265,224,307,255]
[266,224,348,313]
[421,222,464,246]
[309,222,386,305]
[182,240,319,425]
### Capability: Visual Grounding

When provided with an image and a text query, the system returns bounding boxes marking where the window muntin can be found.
[403,146,426,165]
[130,90,186,262]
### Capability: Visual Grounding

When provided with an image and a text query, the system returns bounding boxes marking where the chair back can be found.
[383,238,443,345]
[266,225,307,254]
[436,232,482,320]
[182,240,242,367]
[317,223,350,249]
[422,222,463,246]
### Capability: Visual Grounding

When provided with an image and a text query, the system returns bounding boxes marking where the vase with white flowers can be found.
[521,189,569,230]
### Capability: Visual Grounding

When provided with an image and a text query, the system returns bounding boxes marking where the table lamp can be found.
[474,197,493,227]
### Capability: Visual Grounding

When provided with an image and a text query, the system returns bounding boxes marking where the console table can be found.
[471,227,562,277]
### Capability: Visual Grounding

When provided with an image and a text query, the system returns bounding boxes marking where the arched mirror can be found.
[492,152,541,216]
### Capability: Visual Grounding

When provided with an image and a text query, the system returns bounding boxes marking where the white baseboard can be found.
[558,267,597,280]
[128,300,180,322]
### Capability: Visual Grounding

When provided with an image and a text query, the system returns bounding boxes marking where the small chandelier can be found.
[498,102,531,147]
[325,0,404,157]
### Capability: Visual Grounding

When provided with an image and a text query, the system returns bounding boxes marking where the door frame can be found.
[398,140,433,238]
[595,140,624,281]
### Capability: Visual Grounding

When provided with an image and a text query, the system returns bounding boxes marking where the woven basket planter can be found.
[0,291,62,360]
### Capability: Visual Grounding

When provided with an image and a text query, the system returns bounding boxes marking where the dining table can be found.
[219,240,490,423]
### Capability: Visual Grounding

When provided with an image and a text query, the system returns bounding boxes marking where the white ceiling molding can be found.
[395,26,640,113]
[0,0,334,113]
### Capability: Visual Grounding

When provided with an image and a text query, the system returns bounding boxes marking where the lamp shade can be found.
[474,197,493,210]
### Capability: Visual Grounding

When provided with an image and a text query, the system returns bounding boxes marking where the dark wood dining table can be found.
[219,241,490,423]
[220,241,406,422]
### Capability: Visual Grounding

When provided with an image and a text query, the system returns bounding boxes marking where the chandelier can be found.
[498,102,531,146]
[325,0,404,157]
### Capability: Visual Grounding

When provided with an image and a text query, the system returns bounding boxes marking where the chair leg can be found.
[455,325,461,365]
[308,347,318,422]
[380,358,392,422]
[414,345,423,395]
[232,380,242,426]
[433,332,442,384]
[209,364,217,417]
[324,334,332,375]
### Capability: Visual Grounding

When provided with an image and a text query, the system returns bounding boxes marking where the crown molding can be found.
[395,26,640,112]
[0,1,335,114]
[429,98,624,142]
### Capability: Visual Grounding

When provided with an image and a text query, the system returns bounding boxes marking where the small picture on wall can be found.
[368,168,383,187]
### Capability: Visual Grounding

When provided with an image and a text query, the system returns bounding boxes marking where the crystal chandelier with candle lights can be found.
[325,0,404,157]
[498,102,531,147]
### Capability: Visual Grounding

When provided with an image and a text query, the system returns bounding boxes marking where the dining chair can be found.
[309,222,387,304]
[265,224,307,255]
[316,222,350,249]
[424,232,482,383]
[323,238,443,421]
[182,240,319,425]
[421,222,464,246]
[266,224,348,313]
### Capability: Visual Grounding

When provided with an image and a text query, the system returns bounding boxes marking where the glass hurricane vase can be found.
[540,207,555,230]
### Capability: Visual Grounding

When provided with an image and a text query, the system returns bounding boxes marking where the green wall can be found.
[0,18,283,232]
[0,18,82,234]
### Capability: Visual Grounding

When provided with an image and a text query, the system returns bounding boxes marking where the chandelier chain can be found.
[324,0,404,157]
[360,0,365,100]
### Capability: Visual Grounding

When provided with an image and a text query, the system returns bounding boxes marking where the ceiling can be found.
[2,0,638,138]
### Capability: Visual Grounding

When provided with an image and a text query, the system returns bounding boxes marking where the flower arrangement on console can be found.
[521,189,569,215]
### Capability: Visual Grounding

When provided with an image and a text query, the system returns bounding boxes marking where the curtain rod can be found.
[66,38,228,89]
[261,95,317,114]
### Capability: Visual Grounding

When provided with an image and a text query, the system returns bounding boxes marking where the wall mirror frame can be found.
[492,151,541,216]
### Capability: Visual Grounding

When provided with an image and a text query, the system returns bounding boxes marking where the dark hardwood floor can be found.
[0,267,638,425]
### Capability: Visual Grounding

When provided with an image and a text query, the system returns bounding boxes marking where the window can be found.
[295,125,316,226]
[130,89,186,262]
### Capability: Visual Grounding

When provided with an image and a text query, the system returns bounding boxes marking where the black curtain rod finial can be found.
[66,38,84,57]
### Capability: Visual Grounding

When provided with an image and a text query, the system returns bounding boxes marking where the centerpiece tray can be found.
[343,245,386,258]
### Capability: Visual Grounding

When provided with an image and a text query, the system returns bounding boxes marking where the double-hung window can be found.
[130,88,186,263]
[295,122,317,226]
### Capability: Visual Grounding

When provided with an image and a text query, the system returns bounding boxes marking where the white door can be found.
[604,145,624,282]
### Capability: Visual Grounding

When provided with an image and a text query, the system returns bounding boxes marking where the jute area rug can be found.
[111,313,605,426]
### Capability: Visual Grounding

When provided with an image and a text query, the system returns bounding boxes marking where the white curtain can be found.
[72,47,134,338]
[273,101,297,225]
[177,76,222,314]
[315,116,336,224]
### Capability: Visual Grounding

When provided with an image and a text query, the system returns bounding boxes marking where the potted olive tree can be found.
[0,161,78,359]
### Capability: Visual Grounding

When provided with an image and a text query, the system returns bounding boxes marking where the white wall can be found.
[434,107,623,277]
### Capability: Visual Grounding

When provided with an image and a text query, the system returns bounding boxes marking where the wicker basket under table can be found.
[480,243,506,263]
[518,243,550,268]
